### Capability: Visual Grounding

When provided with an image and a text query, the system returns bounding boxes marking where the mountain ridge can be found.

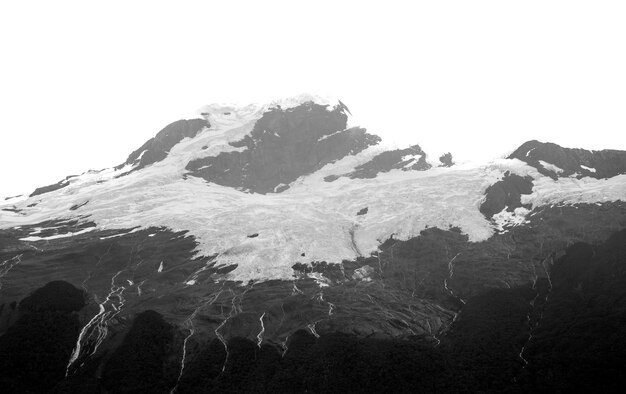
[1,95,626,393]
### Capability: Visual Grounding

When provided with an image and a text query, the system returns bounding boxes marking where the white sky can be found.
[1,1,625,197]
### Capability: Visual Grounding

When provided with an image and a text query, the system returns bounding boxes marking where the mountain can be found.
[1,94,626,393]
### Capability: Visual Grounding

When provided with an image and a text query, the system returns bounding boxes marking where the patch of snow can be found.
[268,93,339,111]
[273,183,288,192]
[20,227,96,241]
[135,150,148,163]
[538,160,564,174]
[308,272,331,287]
[492,206,531,232]
[317,129,344,142]
[99,229,138,240]
[580,165,597,173]
[526,148,536,157]
[27,226,60,236]
[401,154,423,168]
[352,265,375,281]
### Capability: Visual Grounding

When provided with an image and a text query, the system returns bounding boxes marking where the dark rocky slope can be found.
[324,144,430,182]
[8,227,626,393]
[480,171,534,219]
[121,118,209,172]
[29,175,76,197]
[509,140,626,180]
[186,102,380,193]
[0,281,85,393]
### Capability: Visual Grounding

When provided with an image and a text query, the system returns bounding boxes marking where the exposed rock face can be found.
[480,171,534,219]
[509,140,626,180]
[4,98,626,392]
[186,102,380,193]
[122,118,209,172]
[324,144,430,182]
[29,175,76,197]
[4,203,623,393]
[439,152,454,167]
[356,207,368,216]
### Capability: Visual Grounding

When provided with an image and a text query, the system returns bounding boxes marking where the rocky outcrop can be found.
[121,118,209,172]
[324,144,430,182]
[439,152,454,167]
[480,171,534,219]
[29,175,76,197]
[509,140,626,180]
[186,102,380,193]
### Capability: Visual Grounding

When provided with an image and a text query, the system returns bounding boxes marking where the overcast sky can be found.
[1,1,625,197]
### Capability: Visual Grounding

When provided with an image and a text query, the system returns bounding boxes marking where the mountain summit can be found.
[1,95,626,393]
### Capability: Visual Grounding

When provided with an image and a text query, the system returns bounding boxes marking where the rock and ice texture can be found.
[121,118,210,172]
[29,175,75,197]
[439,152,454,167]
[3,155,625,286]
[2,96,626,392]
[491,206,531,232]
[509,140,626,180]
[186,101,379,193]
[538,160,564,175]
[323,144,430,181]
[480,171,533,219]
[2,98,626,286]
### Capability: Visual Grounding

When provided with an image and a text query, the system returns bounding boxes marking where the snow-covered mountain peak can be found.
[267,93,341,111]
[3,93,626,286]
[195,93,343,121]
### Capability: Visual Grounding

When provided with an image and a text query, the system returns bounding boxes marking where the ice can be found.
[3,98,625,284]
[538,160,564,174]
[492,206,531,232]
[268,93,339,111]
[401,154,423,168]
[317,129,344,142]
[580,165,597,173]
[20,227,96,241]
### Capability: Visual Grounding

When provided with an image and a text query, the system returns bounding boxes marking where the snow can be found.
[19,227,96,241]
[492,206,530,232]
[2,98,625,285]
[580,165,597,173]
[268,93,339,111]
[538,160,564,174]
[526,148,536,157]
[521,173,626,207]
[273,183,288,192]
[352,265,375,281]
[317,129,344,142]
[308,272,331,287]
[0,194,27,206]
[401,154,423,168]
[135,149,148,163]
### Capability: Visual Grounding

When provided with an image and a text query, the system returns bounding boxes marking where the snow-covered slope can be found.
[2,96,625,285]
